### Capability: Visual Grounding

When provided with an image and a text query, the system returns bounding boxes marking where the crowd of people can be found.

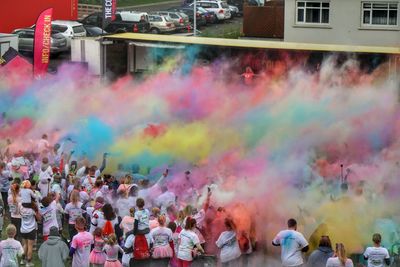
[0,134,395,267]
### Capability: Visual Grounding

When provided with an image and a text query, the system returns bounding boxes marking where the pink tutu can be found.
[152,245,173,259]
[104,259,122,267]
[89,250,107,265]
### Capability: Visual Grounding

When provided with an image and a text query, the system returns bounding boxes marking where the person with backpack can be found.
[38,226,69,267]
[131,198,151,266]
[216,218,241,267]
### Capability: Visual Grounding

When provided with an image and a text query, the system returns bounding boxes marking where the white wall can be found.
[284,0,400,47]
[71,38,102,75]
[0,34,18,56]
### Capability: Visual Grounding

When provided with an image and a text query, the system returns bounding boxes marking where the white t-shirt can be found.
[154,191,176,210]
[19,205,37,233]
[364,246,390,267]
[90,210,119,234]
[134,209,150,231]
[64,202,85,225]
[40,201,59,236]
[8,196,21,219]
[150,226,173,247]
[0,238,23,267]
[82,176,96,192]
[116,197,133,218]
[216,230,242,263]
[326,257,354,267]
[272,229,308,267]
[177,229,200,261]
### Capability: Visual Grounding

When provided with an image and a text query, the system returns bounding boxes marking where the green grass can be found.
[201,25,244,39]
[79,0,178,7]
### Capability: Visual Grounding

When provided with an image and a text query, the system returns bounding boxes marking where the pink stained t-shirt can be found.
[71,231,94,267]
[120,216,135,236]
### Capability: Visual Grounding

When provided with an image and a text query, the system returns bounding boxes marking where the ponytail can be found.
[336,243,347,266]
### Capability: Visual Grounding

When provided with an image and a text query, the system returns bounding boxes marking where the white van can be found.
[190,0,231,21]
[118,11,149,23]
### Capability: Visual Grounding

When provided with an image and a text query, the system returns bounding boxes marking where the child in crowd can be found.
[104,233,123,267]
[89,227,107,267]
[70,216,94,267]
[20,180,37,211]
[0,224,24,267]
[8,183,22,241]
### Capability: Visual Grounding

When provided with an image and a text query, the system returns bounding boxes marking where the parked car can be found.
[153,11,191,32]
[12,28,68,55]
[228,4,239,17]
[79,12,150,33]
[168,7,207,27]
[226,0,258,15]
[148,14,176,34]
[189,0,231,21]
[197,6,218,24]
[51,20,87,47]
[83,25,106,37]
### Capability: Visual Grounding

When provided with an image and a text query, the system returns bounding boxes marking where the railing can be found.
[78,4,102,19]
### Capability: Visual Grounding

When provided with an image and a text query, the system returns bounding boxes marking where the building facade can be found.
[284,0,400,46]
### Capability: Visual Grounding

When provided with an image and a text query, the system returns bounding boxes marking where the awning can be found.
[128,41,185,49]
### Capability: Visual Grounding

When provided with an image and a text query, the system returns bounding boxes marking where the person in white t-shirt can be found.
[363,233,390,267]
[150,215,173,265]
[272,218,309,267]
[19,203,41,267]
[216,218,242,266]
[39,196,59,241]
[64,191,86,239]
[326,243,354,267]
[177,217,205,266]
[0,224,24,267]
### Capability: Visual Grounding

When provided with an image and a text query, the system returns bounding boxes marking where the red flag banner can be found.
[33,8,53,78]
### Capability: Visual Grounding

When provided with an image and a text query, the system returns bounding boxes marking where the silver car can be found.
[13,28,68,55]
[148,15,176,34]
[154,11,191,32]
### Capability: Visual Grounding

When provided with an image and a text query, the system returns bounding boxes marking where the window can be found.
[362,2,398,26]
[52,25,68,33]
[296,1,330,24]
[73,25,86,33]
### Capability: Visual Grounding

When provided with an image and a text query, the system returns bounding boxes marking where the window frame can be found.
[295,0,330,25]
[361,1,399,28]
